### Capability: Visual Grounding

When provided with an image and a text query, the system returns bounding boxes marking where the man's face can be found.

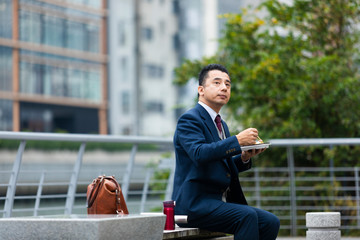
[198,69,231,112]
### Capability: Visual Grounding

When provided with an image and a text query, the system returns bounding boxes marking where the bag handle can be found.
[114,180,126,214]
[86,175,127,214]
[86,176,106,208]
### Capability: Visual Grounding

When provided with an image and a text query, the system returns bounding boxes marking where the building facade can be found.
[174,0,219,117]
[108,0,180,136]
[0,0,108,134]
[0,0,249,136]
[108,0,249,137]
[108,0,136,135]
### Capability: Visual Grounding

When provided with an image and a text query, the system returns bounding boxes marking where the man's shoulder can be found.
[178,104,206,121]
[182,104,205,115]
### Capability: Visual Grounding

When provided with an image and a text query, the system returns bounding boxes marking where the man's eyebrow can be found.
[213,77,231,83]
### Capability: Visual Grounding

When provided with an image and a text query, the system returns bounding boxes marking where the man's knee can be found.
[265,214,280,237]
[271,215,280,230]
[242,208,259,223]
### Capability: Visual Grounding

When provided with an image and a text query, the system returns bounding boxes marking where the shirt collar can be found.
[198,101,219,122]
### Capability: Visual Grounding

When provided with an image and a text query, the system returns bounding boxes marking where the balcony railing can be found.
[0,131,173,217]
[1,131,360,236]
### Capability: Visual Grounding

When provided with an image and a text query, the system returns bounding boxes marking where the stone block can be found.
[306,212,341,228]
[0,214,166,240]
[306,212,341,240]
[306,231,341,240]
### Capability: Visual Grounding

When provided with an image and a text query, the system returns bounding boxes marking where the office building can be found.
[0,0,249,136]
[109,0,227,137]
[108,0,180,136]
[0,0,108,134]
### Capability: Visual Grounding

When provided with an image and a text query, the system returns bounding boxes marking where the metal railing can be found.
[267,138,360,236]
[0,131,173,217]
[1,131,360,236]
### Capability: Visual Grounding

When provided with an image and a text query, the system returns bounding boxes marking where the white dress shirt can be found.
[198,101,225,139]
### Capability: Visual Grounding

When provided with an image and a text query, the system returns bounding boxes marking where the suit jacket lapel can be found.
[196,104,230,170]
[223,120,231,139]
[196,104,220,141]
[220,115,232,169]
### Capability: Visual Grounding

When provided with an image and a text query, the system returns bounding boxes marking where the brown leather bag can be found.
[86,175,129,214]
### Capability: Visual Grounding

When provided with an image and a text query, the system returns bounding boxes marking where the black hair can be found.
[198,64,229,86]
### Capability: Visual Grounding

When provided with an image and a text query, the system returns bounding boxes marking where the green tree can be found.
[174,0,360,167]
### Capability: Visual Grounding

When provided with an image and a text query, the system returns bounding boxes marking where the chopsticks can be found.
[256,136,264,143]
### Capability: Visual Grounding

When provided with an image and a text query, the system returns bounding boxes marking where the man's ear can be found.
[198,85,204,96]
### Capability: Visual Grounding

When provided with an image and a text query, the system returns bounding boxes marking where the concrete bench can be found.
[306,212,341,240]
[139,213,233,239]
[162,215,233,239]
[163,227,233,239]
[0,214,166,240]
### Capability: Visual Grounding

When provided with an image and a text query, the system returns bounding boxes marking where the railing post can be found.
[329,145,336,205]
[254,167,261,208]
[64,142,86,215]
[165,165,175,202]
[140,169,153,213]
[287,146,297,236]
[329,145,334,181]
[34,171,46,216]
[122,144,138,201]
[355,167,360,227]
[3,140,26,218]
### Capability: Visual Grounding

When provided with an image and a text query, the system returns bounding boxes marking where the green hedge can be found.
[0,139,158,152]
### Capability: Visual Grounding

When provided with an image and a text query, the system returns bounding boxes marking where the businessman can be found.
[172,64,280,240]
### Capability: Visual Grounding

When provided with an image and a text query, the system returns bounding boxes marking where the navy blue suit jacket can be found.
[172,103,252,220]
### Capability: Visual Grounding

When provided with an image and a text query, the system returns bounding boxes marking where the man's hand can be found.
[241,148,266,162]
[236,128,258,146]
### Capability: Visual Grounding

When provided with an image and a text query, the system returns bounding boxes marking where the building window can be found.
[19,53,102,102]
[20,62,46,95]
[0,46,12,91]
[120,57,128,81]
[143,64,164,79]
[19,9,100,53]
[66,20,85,51]
[0,0,13,39]
[172,0,180,14]
[85,23,100,53]
[19,11,41,44]
[67,68,83,98]
[81,0,102,8]
[142,27,153,41]
[0,99,13,131]
[43,15,65,48]
[145,101,163,113]
[118,21,126,46]
[84,71,101,102]
[121,91,130,114]
[173,33,180,50]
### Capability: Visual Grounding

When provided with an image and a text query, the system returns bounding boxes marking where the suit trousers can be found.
[182,202,280,240]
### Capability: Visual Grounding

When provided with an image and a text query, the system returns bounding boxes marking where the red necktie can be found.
[215,115,222,134]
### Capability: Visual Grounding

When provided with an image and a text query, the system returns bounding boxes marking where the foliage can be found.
[174,3,360,235]
[150,169,170,193]
[173,0,360,167]
[147,153,173,201]
[0,139,158,152]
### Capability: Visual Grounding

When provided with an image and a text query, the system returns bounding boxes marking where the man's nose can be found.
[220,82,228,90]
